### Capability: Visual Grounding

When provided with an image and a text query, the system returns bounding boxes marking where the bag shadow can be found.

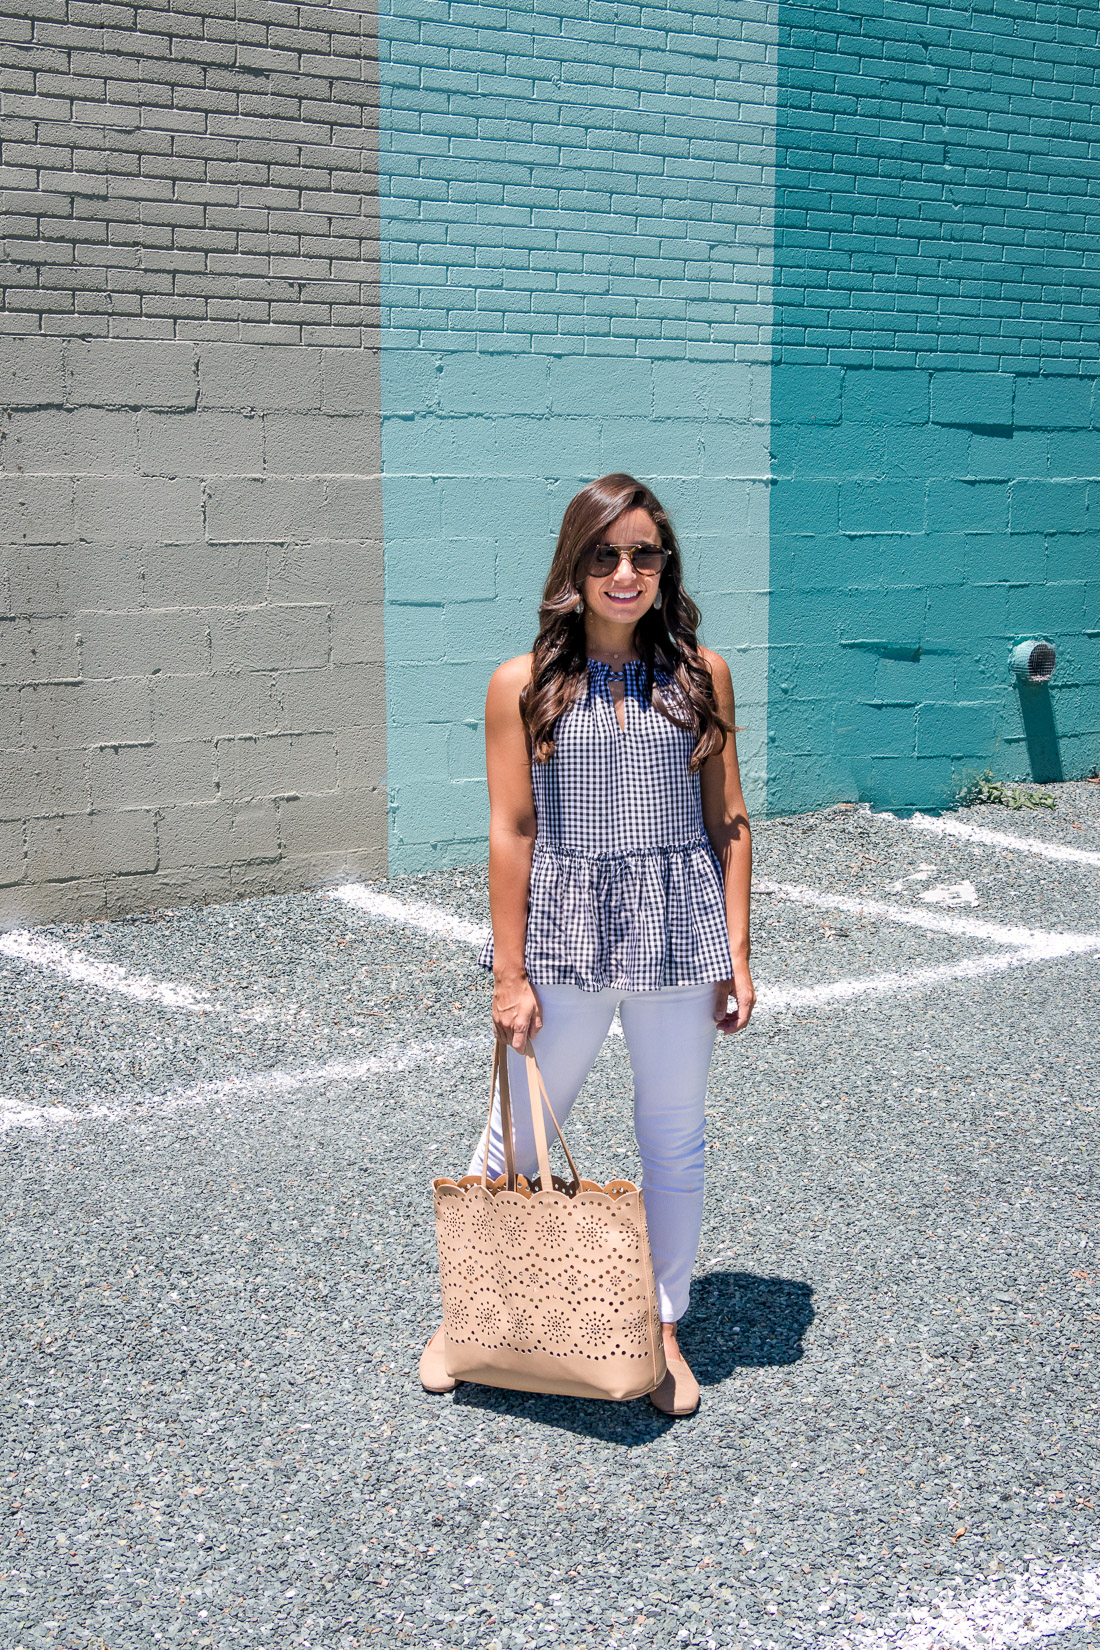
[450,1269,814,1443]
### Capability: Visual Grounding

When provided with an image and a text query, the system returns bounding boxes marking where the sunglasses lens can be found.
[588,544,666,574]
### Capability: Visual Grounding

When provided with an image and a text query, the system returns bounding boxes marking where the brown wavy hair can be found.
[520,473,731,769]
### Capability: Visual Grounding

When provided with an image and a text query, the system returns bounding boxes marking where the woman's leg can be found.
[618,983,718,1325]
[467,984,619,1181]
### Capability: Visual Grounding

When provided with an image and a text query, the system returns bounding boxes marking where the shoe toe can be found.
[648,1358,699,1417]
[419,1328,458,1394]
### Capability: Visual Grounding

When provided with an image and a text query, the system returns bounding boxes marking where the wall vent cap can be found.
[1012,639,1056,684]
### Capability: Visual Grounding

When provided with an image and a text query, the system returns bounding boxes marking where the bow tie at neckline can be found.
[587,657,641,680]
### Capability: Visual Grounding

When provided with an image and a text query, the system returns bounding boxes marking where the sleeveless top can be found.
[477,658,733,993]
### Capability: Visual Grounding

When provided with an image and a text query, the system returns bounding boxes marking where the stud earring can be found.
[653,589,663,611]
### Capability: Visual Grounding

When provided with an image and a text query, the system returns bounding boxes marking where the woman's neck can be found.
[584,619,638,665]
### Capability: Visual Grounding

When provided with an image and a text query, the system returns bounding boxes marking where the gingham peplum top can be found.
[478,658,733,992]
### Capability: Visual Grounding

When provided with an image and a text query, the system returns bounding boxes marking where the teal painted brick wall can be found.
[378,0,1100,856]
[378,0,776,868]
[378,0,775,357]
[767,1,1100,814]
[772,0,1100,373]
[382,352,772,866]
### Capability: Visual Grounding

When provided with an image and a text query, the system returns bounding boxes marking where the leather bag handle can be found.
[521,1038,581,1192]
[482,1038,581,1194]
[490,1039,516,1188]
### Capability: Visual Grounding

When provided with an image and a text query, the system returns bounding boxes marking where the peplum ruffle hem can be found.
[477,836,733,993]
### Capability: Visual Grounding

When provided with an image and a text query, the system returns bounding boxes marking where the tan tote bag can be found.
[432,1039,667,1401]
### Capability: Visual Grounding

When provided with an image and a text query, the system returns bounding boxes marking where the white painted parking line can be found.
[8,874,1098,1134]
[0,890,487,1025]
[0,931,215,1011]
[908,810,1100,867]
[333,877,1062,950]
[751,880,1072,948]
[324,883,490,946]
[0,930,306,1028]
[822,1560,1100,1649]
[0,1034,485,1134]
[753,943,1087,1015]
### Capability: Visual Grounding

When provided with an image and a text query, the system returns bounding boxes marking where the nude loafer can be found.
[648,1354,700,1417]
[418,1326,460,1394]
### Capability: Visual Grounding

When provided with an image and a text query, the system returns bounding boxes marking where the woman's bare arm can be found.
[699,648,755,1033]
[484,654,543,1048]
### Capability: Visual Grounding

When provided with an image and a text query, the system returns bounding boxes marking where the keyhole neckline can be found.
[587,656,642,676]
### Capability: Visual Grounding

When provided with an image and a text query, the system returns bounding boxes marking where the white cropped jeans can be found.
[467,981,719,1323]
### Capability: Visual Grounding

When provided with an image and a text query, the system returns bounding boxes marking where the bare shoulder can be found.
[489,652,533,692]
[698,647,736,721]
[485,653,534,714]
[699,646,734,695]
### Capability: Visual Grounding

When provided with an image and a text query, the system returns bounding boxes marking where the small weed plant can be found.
[958,770,1056,810]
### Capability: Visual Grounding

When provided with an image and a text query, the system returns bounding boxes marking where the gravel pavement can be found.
[2,787,1099,1650]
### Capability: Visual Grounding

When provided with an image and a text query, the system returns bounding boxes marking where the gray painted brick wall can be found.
[0,335,385,926]
[0,0,378,345]
[0,0,384,924]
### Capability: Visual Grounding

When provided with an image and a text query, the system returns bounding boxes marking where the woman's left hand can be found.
[714,964,755,1034]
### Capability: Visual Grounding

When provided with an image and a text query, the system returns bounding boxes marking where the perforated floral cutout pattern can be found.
[438,1203,465,1243]
[535,1211,568,1250]
[471,1209,496,1243]
[579,1312,613,1350]
[506,1307,532,1345]
[622,1307,651,1347]
[542,1309,571,1344]
[433,1176,664,1398]
[575,1215,608,1253]
[444,1298,468,1336]
[475,1302,501,1340]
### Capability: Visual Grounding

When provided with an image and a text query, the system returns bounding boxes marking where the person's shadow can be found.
[452,1269,814,1442]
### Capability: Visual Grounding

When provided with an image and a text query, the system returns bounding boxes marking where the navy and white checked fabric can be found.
[479,659,733,992]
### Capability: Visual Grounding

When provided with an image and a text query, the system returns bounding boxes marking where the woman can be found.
[420,473,755,1416]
